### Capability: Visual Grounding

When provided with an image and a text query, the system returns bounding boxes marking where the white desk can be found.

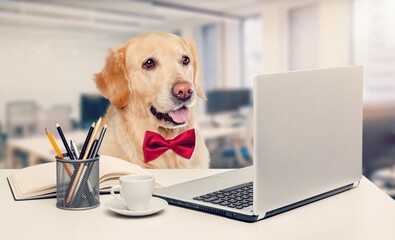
[1,169,394,240]
[201,125,244,140]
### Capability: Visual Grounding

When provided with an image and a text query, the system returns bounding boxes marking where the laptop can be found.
[153,66,363,222]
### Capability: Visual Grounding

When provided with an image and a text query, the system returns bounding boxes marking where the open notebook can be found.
[7,155,162,201]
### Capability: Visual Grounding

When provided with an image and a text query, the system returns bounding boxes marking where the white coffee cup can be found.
[110,174,155,211]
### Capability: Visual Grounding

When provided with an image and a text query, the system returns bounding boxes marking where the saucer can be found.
[105,197,168,216]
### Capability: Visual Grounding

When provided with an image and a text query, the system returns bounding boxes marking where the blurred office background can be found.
[0,0,395,198]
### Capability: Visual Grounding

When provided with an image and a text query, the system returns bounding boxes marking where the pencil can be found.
[71,139,99,207]
[66,117,102,206]
[79,122,95,160]
[45,128,72,177]
[82,117,102,159]
[88,139,99,159]
[56,122,74,160]
[74,124,107,206]
[89,124,107,158]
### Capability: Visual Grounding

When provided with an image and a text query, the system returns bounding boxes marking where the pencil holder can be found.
[56,154,100,210]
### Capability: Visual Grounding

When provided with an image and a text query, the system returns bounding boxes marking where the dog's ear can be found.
[94,47,130,108]
[184,38,207,100]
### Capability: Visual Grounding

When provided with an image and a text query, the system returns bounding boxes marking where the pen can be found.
[45,128,72,177]
[66,117,102,206]
[70,140,79,159]
[56,122,75,160]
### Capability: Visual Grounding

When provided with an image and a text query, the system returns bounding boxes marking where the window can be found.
[201,24,218,91]
[242,15,263,88]
[353,0,395,101]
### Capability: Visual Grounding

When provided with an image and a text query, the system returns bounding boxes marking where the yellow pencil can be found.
[65,117,102,206]
[45,128,72,177]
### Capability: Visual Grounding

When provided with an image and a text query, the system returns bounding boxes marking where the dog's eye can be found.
[142,58,156,70]
[182,56,190,66]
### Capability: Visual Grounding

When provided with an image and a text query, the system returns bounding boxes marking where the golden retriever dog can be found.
[94,32,210,169]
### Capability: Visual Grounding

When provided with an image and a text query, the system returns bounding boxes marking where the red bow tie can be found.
[143,129,196,162]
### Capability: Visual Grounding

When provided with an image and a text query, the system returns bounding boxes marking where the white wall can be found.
[318,0,351,67]
[0,0,354,127]
[288,3,320,70]
[0,26,134,125]
[260,0,352,73]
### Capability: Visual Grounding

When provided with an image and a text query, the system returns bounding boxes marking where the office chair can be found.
[0,122,7,167]
[230,110,253,167]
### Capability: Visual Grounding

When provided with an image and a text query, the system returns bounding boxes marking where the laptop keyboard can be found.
[193,182,253,210]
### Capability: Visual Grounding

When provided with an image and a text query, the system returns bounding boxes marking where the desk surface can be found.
[1,169,394,240]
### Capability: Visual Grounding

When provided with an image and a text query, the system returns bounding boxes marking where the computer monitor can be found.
[206,89,251,114]
[80,94,110,129]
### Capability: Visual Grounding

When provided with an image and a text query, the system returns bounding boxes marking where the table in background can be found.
[1,169,394,240]
[6,125,246,168]
[6,131,86,168]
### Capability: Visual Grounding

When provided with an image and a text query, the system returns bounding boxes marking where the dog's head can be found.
[95,32,206,129]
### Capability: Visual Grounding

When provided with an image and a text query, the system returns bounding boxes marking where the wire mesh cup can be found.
[56,154,100,210]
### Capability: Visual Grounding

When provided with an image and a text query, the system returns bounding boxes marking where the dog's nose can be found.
[172,82,193,101]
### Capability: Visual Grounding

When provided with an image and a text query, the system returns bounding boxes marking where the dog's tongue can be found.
[169,107,190,123]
